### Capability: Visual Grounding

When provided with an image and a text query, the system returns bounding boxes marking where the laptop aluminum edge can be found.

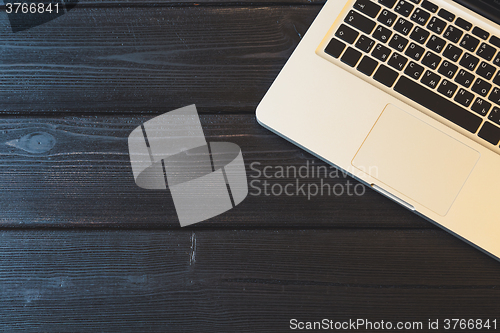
[256,0,500,260]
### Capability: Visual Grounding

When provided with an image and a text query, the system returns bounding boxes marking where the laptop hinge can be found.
[453,0,500,26]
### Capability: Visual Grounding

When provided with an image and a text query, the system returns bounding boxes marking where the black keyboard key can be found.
[421,0,438,13]
[411,8,431,25]
[455,69,475,88]
[427,17,447,35]
[455,17,472,31]
[325,38,347,58]
[388,52,408,70]
[407,0,420,3]
[472,26,489,40]
[378,9,398,27]
[341,47,362,66]
[336,24,360,44]
[410,26,430,44]
[405,42,425,60]
[394,17,413,35]
[437,79,457,98]
[488,106,500,126]
[493,52,500,67]
[488,86,500,105]
[472,78,492,97]
[460,34,480,52]
[461,53,479,71]
[357,55,379,75]
[422,51,441,69]
[438,8,455,22]
[345,10,377,34]
[490,35,500,48]
[476,61,496,80]
[394,76,482,132]
[356,35,376,52]
[443,44,463,62]
[454,88,474,107]
[372,43,392,61]
[476,43,496,61]
[478,122,500,145]
[426,35,446,53]
[405,61,425,79]
[494,72,500,86]
[394,1,414,17]
[379,0,397,8]
[388,34,409,52]
[421,70,441,88]
[438,60,458,78]
[354,0,382,18]
[459,52,479,71]
[373,25,393,43]
[471,97,491,116]
[443,25,463,43]
[374,64,399,86]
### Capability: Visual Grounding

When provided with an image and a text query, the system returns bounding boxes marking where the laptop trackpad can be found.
[352,104,480,216]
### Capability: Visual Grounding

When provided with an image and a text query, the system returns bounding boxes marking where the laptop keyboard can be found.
[321,0,500,148]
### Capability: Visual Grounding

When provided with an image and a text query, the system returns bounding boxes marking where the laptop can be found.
[257,0,500,260]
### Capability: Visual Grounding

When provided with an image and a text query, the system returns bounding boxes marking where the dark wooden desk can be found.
[1,1,500,331]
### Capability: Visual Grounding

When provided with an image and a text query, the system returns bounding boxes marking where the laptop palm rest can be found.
[352,104,480,216]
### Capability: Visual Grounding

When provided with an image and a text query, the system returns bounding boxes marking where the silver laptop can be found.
[257,0,500,260]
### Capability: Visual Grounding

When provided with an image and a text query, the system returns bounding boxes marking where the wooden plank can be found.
[0,115,426,228]
[0,229,498,331]
[72,0,327,5]
[1,0,326,8]
[0,6,321,114]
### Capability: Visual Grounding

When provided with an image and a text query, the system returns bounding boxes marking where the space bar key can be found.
[394,76,482,133]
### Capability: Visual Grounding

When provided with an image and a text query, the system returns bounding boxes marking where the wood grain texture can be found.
[1,5,320,114]
[0,229,498,332]
[0,115,426,228]
[1,0,326,7]
[71,0,327,5]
